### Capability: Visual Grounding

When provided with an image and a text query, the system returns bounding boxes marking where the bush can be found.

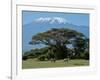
[84,52,89,60]
[22,56,28,60]
[38,55,46,61]
[70,52,89,60]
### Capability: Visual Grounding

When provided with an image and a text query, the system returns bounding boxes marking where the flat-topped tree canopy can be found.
[29,28,85,46]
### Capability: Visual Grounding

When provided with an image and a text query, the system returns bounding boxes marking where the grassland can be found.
[22,59,89,69]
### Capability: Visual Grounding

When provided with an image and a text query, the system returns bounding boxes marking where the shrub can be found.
[38,55,46,61]
[22,56,28,60]
[84,52,89,60]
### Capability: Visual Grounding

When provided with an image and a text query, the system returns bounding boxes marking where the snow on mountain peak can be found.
[35,17,69,24]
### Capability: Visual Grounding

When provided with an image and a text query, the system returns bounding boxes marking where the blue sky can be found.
[22,11,89,26]
[22,11,89,52]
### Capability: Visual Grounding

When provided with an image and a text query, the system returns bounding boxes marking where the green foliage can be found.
[72,37,89,59]
[22,55,28,60]
[23,28,89,61]
[70,52,89,60]
[37,55,46,61]
[83,51,89,60]
[30,28,84,46]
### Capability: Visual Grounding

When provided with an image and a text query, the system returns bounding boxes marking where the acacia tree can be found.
[29,28,85,59]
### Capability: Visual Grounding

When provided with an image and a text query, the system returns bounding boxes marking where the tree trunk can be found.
[54,45,68,59]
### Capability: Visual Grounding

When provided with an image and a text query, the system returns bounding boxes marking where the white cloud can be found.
[35,17,68,24]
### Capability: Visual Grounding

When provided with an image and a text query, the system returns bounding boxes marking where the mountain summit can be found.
[35,17,69,24]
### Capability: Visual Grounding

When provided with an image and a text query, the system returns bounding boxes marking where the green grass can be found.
[22,59,89,69]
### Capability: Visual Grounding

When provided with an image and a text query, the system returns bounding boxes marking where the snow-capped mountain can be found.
[23,19,89,38]
[34,17,69,24]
